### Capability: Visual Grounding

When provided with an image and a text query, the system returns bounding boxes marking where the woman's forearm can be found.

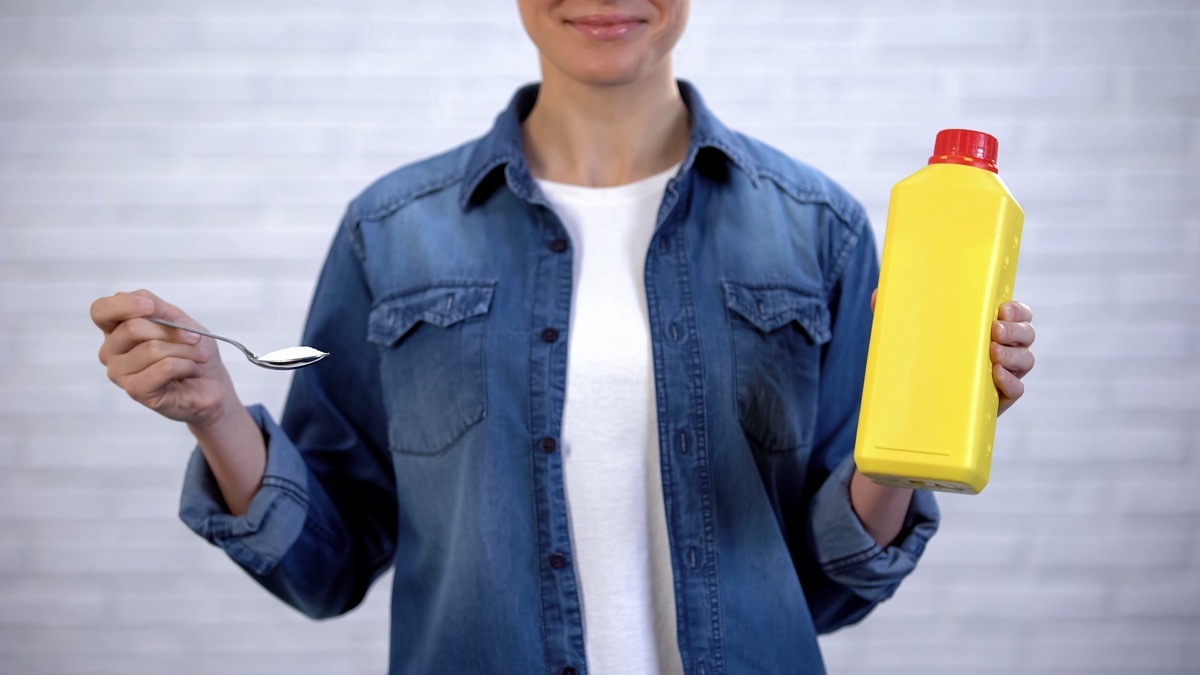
[849,469,914,548]
[187,396,267,517]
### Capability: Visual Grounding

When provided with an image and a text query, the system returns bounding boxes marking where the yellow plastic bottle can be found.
[854,129,1023,495]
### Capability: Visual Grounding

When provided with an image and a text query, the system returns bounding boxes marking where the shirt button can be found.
[549,553,568,569]
[548,239,568,253]
[540,437,558,454]
[541,327,560,343]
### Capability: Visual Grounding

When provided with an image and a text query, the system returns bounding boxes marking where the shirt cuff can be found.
[178,404,310,576]
[809,454,940,603]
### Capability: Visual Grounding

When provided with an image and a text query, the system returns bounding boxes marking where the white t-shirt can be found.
[536,164,684,675]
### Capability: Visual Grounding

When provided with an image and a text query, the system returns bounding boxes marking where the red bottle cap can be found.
[928,129,999,173]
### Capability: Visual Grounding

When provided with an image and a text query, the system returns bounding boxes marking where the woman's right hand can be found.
[90,289,237,428]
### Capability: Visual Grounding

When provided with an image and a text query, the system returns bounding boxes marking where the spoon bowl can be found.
[148,317,328,370]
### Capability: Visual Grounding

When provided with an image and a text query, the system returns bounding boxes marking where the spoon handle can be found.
[147,317,256,360]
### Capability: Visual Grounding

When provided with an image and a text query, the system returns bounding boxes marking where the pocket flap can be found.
[368,282,496,346]
[723,282,831,343]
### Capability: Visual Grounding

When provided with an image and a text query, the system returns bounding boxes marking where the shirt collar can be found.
[459,79,760,210]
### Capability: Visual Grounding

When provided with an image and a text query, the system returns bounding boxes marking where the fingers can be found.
[992,301,1036,346]
[870,288,878,312]
[998,301,1033,323]
[94,290,204,368]
[991,299,1036,407]
[992,318,1036,347]
[101,316,200,362]
[90,291,155,335]
[107,338,210,407]
[127,289,196,325]
[993,363,1025,411]
[118,357,203,405]
[106,337,209,382]
[91,289,227,422]
[990,342,1035,378]
[91,290,197,334]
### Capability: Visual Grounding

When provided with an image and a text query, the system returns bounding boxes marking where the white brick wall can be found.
[1,1,1196,674]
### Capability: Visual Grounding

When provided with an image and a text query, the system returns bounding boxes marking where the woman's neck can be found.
[522,57,690,187]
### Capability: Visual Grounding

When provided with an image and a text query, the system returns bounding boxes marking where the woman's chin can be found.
[555,58,665,88]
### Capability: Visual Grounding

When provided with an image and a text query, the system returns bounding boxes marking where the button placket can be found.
[528,208,587,671]
[646,202,724,666]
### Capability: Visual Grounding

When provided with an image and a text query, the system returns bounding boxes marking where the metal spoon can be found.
[148,317,328,370]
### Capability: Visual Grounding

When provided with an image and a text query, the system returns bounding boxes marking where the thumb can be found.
[129,289,205,330]
[870,288,878,313]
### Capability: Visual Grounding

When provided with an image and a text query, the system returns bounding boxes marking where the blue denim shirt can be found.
[180,81,939,675]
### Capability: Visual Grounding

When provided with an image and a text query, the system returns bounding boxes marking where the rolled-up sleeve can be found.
[178,404,309,577]
[809,454,939,602]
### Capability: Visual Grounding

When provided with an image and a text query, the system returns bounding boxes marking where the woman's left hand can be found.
[991,301,1036,416]
[869,292,1037,417]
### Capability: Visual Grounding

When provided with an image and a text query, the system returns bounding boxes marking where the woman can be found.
[90,1,1036,673]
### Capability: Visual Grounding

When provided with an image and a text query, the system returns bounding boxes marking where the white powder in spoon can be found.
[257,346,328,363]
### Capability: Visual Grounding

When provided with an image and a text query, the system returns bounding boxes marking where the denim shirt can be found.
[179,81,939,675]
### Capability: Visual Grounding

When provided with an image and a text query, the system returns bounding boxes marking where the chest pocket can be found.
[367,282,495,456]
[724,282,832,455]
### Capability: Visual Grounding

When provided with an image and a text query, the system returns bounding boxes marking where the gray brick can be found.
[26,433,188,469]
[1031,534,1192,568]
[14,226,332,262]
[1113,375,1200,411]
[1124,171,1200,202]
[0,431,20,468]
[953,478,1114,516]
[25,542,201,575]
[1035,14,1198,68]
[1029,637,1188,670]
[0,585,109,627]
[948,582,1112,619]
[1115,479,1200,515]
[961,66,1115,102]
[20,333,104,367]
[1186,635,1200,674]
[920,532,1026,568]
[1021,426,1190,463]
[874,17,1029,50]
[1115,584,1200,618]
[1006,378,1110,413]
[112,589,296,627]
[1129,67,1200,103]
[0,18,30,57]
[0,384,107,418]
[1035,119,1192,155]
[1117,273,1200,308]
[31,17,199,52]
[1039,14,1195,51]
[0,488,113,522]
[112,488,186,521]
[1033,323,1192,361]
[1025,224,1191,260]
[0,176,349,208]
[0,537,23,574]
[823,634,1022,669]
[1004,170,1119,207]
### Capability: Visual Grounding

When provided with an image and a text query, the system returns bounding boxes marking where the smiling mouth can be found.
[566,14,647,40]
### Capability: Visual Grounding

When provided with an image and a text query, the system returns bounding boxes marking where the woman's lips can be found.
[566,14,646,40]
